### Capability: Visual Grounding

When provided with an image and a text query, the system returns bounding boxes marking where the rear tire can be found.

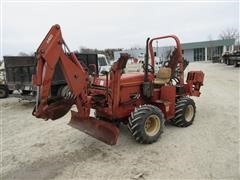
[128,105,165,144]
[8,90,13,94]
[234,61,239,67]
[171,97,196,127]
[0,86,9,98]
[22,90,30,95]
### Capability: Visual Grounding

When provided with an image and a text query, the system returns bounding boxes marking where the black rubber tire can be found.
[8,90,13,94]
[0,86,9,98]
[234,61,239,67]
[128,105,165,144]
[22,90,30,95]
[227,59,230,65]
[171,97,196,127]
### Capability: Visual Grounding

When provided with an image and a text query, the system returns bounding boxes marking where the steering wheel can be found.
[142,63,154,73]
[163,60,170,67]
[148,64,154,73]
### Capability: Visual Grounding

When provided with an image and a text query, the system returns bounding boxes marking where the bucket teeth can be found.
[68,111,119,145]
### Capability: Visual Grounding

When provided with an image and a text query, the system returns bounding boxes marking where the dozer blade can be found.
[68,111,119,145]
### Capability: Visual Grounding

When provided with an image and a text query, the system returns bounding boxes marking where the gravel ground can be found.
[1,62,239,180]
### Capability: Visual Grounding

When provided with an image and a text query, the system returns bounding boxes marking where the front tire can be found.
[128,105,165,144]
[171,97,196,127]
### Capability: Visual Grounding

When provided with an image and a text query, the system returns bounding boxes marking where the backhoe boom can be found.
[32,24,119,145]
[32,24,90,120]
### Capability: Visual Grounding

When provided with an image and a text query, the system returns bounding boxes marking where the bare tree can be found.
[104,48,122,60]
[18,52,30,56]
[130,44,142,50]
[219,28,239,40]
[29,52,36,56]
[78,46,122,60]
[79,46,98,54]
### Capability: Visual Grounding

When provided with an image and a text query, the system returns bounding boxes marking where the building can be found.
[181,39,235,62]
[114,39,235,62]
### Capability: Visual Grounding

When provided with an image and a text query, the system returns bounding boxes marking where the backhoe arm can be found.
[32,24,89,120]
[32,24,119,145]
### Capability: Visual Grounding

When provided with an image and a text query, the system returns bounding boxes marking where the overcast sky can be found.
[1,1,239,58]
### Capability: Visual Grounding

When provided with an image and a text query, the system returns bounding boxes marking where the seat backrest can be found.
[154,67,172,84]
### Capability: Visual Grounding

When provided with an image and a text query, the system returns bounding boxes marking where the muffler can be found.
[68,111,119,145]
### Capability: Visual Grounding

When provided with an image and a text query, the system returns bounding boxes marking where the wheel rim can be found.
[0,89,6,97]
[185,105,194,122]
[144,114,161,136]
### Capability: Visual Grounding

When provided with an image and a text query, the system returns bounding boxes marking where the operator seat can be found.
[154,67,172,85]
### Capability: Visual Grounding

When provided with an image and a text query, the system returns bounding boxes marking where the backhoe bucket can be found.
[68,111,119,145]
[33,97,74,120]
